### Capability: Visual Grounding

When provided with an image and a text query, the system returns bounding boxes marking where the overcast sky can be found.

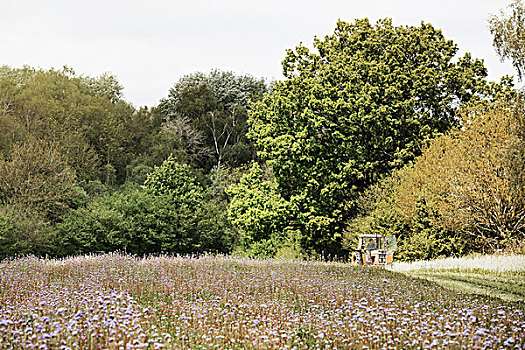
[0,0,518,107]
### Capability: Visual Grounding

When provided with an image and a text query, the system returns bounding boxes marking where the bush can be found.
[226,163,300,257]
[54,158,237,257]
[0,206,55,259]
[395,200,468,261]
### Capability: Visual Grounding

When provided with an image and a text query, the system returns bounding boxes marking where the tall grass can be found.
[392,254,525,272]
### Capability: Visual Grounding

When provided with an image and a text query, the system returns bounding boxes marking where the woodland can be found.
[0,2,524,261]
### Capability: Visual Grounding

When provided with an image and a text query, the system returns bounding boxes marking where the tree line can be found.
[1,1,524,260]
[0,67,267,258]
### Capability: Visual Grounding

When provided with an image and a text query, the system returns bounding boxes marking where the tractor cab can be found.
[352,234,397,267]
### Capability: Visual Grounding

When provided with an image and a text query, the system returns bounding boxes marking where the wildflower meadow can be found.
[0,253,523,349]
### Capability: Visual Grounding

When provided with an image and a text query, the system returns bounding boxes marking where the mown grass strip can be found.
[417,272,524,296]
[403,270,525,302]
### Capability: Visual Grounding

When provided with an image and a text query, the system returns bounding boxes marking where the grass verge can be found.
[404,270,525,301]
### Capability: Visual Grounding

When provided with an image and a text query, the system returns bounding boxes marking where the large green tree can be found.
[248,19,511,255]
[0,137,80,219]
[0,137,86,258]
[490,2,525,250]
[226,163,297,256]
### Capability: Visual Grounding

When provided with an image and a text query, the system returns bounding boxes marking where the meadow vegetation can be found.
[0,253,523,349]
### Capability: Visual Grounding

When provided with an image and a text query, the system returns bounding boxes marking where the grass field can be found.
[392,255,525,302]
[1,253,524,349]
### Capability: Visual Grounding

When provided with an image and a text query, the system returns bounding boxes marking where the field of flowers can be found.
[0,253,524,349]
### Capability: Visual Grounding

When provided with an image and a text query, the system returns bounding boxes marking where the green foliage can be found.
[84,72,124,103]
[343,175,406,252]
[395,101,524,252]
[500,96,525,251]
[0,34,516,261]
[504,95,525,214]
[0,210,14,249]
[0,137,84,222]
[0,65,251,258]
[126,164,154,185]
[395,200,468,261]
[249,18,503,256]
[55,157,237,257]
[196,197,238,253]
[160,70,267,170]
[343,170,470,262]
[349,100,524,262]
[143,155,204,207]
[226,163,300,257]
[163,70,267,113]
[0,65,163,183]
[0,209,19,259]
[56,189,170,255]
[0,205,55,259]
[55,187,236,257]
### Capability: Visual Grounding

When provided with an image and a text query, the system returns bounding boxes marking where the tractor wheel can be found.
[351,252,359,266]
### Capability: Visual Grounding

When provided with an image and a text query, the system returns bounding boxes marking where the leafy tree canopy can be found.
[0,137,82,221]
[226,163,292,245]
[55,185,235,256]
[143,155,204,208]
[0,65,161,183]
[248,18,512,255]
[395,101,525,251]
[162,70,267,112]
[159,70,268,170]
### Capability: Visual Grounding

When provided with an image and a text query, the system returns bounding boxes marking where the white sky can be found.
[0,0,518,107]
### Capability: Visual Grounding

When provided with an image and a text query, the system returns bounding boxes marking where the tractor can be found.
[351,234,397,267]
